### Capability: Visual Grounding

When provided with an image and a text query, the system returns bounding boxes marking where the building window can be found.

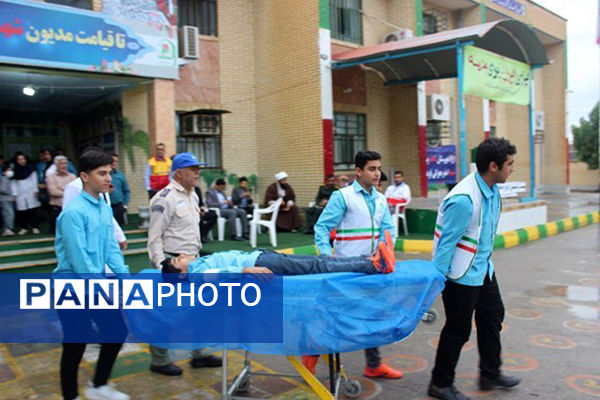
[334,112,366,170]
[178,0,218,37]
[426,120,451,146]
[330,0,362,45]
[423,9,448,35]
[44,0,93,10]
[177,112,222,168]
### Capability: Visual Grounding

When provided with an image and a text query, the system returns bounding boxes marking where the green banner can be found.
[464,45,531,105]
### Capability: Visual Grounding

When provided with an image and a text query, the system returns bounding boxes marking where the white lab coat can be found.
[11,172,40,211]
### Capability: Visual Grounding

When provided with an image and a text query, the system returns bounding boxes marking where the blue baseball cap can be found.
[171,152,206,172]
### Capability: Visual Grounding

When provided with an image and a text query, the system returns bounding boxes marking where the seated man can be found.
[304,174,338,235]
[231,176,254,215]
[264,171,302,232]
[384,171,411,204]
[194,186,217,243]
[161,231,396,276]
[206,178,249,241]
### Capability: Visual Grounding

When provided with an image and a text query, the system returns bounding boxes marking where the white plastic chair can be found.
[249,198,283,248]
[209,207,243,241]
[389,198,410,236]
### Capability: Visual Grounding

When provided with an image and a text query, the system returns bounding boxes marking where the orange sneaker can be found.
[364,363,403,379]
[302,355,319,375]
[378,241,396,273]
[369,242,395,273]
[384,230,395,254]
[368,245,385,273]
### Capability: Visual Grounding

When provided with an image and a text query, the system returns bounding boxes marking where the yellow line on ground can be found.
[0,344,25,380]
[277,248,295,254]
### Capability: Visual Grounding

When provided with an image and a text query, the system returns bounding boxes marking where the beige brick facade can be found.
[117,0,568,211]
[121,86,151,213]
[252,0,322,205]
[218,0,258,183]
[28,0,568,215]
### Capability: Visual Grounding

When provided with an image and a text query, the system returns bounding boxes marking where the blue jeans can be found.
[0,200,14,231]
[254,251,377,275]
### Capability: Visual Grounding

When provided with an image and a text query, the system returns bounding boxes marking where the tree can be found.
[572,102,599,170]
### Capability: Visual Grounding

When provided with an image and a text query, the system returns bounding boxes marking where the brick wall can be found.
[388,84,421,194]
[541,44,567,186]
[252,0,322,206]
[148,80,176,156]
[218,0,259,185]
[121,86,151,213]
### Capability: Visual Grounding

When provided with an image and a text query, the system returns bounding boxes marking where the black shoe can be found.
[230,236,243,241]
[201,236,212,243]
[150,363,183,376]
[428,383,470,400]
[242,234,250,240]
[190,355,223,368]
[479,374,520,390]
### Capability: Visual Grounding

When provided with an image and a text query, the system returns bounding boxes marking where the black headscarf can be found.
[12,153,35,181]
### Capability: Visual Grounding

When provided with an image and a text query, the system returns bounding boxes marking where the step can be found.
[0,228,148,247]
[0,247,148,271]
[0,238,148,259]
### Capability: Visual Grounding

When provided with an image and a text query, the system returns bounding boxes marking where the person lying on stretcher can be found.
[161,231,396,277]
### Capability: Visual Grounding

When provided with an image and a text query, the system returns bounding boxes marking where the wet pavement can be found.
[0,224,598,399]
[542,191,599,221]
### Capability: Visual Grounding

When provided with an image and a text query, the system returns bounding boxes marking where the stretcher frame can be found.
[220,348,362,400]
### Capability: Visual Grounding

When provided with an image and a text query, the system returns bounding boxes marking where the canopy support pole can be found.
[528,68,536,199]
[457,43,467,178]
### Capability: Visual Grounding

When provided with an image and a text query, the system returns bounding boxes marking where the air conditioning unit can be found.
[535,111,545,131]
[179,25,199,59]
[181,113,221,135]
[427,94,450,121]
[381,28,413,43]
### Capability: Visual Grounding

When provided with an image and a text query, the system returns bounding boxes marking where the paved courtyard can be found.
[0,224,598,399]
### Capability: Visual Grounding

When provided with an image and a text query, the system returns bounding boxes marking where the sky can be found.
[533,0,599,136]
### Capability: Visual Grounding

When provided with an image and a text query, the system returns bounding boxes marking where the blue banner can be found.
[0,0,178,78]
[426,145,457,184]
[0,273,283,343]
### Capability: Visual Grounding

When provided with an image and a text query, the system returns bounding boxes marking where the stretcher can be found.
[221,350,362,400]
[128,260,445,399]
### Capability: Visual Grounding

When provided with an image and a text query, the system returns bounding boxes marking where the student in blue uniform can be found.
[312,150,402,379]
[428,138,520,400]
[54,149,130,400]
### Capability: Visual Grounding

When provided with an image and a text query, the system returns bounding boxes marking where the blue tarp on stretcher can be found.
[126,260,445,355]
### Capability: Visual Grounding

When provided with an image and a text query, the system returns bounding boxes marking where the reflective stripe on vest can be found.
[335,227,380,241]
[334,186,386,257]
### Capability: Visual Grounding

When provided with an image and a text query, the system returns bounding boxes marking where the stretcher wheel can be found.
[233,374,250,393]
[340,380,361,398]
[422,309,438,323]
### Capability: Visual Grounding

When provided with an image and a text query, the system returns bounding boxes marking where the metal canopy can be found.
[332,20,549,85]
